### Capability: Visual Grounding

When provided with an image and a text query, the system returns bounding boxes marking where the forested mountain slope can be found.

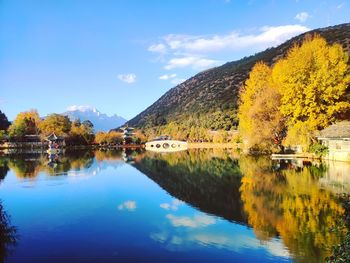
[127,23,350,130]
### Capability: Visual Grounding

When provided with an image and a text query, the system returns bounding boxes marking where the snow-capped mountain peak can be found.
[66,105,98,113]
[63,105,126,131]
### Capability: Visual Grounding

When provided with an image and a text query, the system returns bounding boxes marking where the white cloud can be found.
[160,203,171,210]
[295,12,310,22]
[160,199,184,211]
[159,73,177,80]
[148,43,167,54]
[165,56,221,70]
[171,78,186,85]
[118,73,136,84]
[191,233,289,257]
[148,25,309,71]
[118,200,137,211]
[66,105,97,112]
[166,214,216,228]
[171,199,183,209]
[152,25,309,55]
[151,229,290,257]
[337,2,345,9]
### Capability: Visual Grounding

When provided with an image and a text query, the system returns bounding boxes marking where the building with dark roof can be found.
[318,121,350,161]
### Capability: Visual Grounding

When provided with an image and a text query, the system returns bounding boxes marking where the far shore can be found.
[0,143,239,150]
[187,142,240,149]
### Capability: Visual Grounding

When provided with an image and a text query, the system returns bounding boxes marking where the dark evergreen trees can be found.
[0,111,10,131]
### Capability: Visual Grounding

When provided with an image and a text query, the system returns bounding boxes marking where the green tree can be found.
[0,130,6,141]
[81,120,94,134]
[81,120,94,143]
[0,111,10,131]
[0,202,18,262]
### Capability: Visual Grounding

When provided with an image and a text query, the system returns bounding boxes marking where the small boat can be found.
[145,136,188,152]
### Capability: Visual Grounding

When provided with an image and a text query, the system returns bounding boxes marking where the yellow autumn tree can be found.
[38,114,72,136]
[273,34,350,148]
[8,109,41,138]
[238,62,284,152]
[68,119,95,144]
[94,131,123,144]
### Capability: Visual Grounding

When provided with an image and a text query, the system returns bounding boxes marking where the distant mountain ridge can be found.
[126,23,350,129]
[63,106,126,132]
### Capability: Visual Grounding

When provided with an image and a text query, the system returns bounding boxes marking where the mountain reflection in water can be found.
[133,150,246,223]
[0,149,348,263]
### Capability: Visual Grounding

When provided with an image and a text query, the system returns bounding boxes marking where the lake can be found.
[0,149,349,263]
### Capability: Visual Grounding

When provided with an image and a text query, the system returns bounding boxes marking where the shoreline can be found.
[0,144,144,153]
[0,142,241,151]
[1,143,349,164]
[187,142,240,149]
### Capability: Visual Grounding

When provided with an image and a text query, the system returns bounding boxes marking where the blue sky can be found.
[0,0,349,121]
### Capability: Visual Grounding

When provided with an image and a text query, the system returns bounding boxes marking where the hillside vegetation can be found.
[126,23,350,134]
[239,35,350,152]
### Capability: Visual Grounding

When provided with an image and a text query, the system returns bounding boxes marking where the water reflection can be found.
[0,149,348,262]
[0,159,9,182]
[0,173,18,263]
[1,149,140,179]
[134,150,349,262]
[239,157,347,262]
[133,149,246,223]
[0,202,17,263]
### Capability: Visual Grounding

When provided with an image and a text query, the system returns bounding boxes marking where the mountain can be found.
[63,106,127,132]
[126,23,350,130]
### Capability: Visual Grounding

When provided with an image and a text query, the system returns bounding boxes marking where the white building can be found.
[318,121,350,162]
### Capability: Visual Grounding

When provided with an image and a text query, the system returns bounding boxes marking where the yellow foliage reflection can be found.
[239,157,347,262]
[7,155,46,179]
[6,151,95,178]
[94,150,123,162]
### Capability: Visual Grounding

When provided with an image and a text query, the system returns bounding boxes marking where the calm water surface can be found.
[0,149,349,263]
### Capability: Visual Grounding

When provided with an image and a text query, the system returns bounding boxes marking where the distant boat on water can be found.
[145,136,188,152]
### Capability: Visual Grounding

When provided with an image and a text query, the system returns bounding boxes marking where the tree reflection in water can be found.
[2,149,142,179]
[0,202,17,263]
[0,149,348,262]
[134,150,348,263]
[239,156,347,263]
[133,149,246,223]
[0,167,18,263]
[3,150,97,178]
[0,159,9,182]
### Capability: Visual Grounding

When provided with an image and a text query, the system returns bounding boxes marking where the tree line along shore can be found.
[0,109,243,149]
